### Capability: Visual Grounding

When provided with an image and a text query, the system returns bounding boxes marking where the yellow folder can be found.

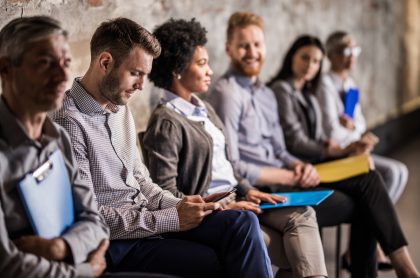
[314,154,370,183]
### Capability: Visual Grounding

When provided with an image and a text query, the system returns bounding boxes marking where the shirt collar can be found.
[161,89,207,117]
[69,78,119,115]
[226,65,264,90]
[0,97,60,148]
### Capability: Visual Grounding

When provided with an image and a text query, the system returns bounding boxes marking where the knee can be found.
[397,162,409,182]
[287,206,318,228]
[235,210,260,229]
[221,210,261,237]
[361,171,385,191]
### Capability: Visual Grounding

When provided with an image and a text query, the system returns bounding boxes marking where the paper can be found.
[314,154,370,183]
[259,190,334,210]
[17,150,75,239]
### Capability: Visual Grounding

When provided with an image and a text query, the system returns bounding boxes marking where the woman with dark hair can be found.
[268,35,364,163]
[143,19,328,278]
[268,35,419,278]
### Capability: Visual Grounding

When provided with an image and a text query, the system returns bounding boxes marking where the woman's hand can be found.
[225,201,262,214]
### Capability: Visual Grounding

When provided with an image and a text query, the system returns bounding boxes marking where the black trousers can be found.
[260,170,407,278]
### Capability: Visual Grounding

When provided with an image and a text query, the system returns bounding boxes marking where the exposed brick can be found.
[86,0,103,7]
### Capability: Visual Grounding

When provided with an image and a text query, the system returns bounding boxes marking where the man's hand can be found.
[14,236,69,261]
[87,239,109,278]
[339,114,355,130]
[361,132,379,146]
[351,141,373,155]
[325,139,348,157]
[225,201,262,214]
[246,189,286,205]
[176,195,219,231]
[294,163,320,188]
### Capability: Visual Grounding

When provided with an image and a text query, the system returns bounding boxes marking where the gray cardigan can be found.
[142,100,254,199]
[270,79,327,163]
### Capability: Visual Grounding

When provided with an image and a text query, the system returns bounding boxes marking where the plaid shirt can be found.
[52,79,180,240]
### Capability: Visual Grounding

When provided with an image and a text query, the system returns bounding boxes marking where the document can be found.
[343,88,359,118]
[17,149,74,239]
[259,190,334,210]
[314,154,370,183]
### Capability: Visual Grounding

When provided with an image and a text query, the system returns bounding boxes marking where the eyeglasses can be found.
[338,46,362,57]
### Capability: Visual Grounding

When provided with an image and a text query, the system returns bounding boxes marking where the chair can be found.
[320,225,342,278]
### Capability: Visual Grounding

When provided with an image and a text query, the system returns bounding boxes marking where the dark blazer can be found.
[142,100,253,198]
[270,79,327,163]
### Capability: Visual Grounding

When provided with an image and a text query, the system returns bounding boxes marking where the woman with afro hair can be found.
[142,18,328,278]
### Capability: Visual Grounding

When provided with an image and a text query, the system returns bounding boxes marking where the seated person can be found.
[317,31,407,204]
[207,12,419,278]
[0,16,109,277]
[268,35,368,163]
[142,18,327,278]
[52,17,272,278]
[268,34,411,272]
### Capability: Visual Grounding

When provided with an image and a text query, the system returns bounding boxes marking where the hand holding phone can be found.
[204,188,237,203]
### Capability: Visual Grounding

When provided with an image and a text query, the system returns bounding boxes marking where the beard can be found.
[98,69,126,106]
[231,57,263,77]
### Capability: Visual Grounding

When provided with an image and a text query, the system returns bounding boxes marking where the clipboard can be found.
[17,149,74,239]
[343,88,359,118]
[259,190,334,210]
[314,154,370,183]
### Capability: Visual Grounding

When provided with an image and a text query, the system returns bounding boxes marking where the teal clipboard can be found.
[17,149,75,239]
[259,190,334,210]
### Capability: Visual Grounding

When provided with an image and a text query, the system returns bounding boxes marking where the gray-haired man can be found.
[0,16,109,277]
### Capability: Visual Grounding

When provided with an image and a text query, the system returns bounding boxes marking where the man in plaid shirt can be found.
[53,17,272,278]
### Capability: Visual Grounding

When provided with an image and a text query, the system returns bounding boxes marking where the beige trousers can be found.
[259,206,327,278]
[218,195,327,277]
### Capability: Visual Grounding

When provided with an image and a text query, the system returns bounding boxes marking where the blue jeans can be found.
[106,210,272,278]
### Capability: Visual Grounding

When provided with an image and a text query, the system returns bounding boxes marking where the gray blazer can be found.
[270,79,327,163]
[142,101,253,199]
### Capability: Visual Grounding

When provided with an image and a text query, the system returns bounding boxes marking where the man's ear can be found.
[0,57,12,78]
[225,42,230,55]
[98,51,113,74]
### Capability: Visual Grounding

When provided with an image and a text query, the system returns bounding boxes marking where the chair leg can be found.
[335,225,342,278]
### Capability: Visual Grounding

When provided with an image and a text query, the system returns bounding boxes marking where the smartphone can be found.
[205,188,237,202]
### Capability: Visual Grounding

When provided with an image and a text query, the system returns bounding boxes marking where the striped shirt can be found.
[52,78,180,240]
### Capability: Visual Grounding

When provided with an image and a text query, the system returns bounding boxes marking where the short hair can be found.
[0,16,67,65]
[325,31,350,57]
[90,18,161,66]
[226,12,264,42]
[267,35,325,94]
[149,18,207,90]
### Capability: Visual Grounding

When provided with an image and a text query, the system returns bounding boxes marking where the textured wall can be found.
[0,0,417,131]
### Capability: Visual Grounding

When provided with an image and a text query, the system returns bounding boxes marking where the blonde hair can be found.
[226,12,264,42]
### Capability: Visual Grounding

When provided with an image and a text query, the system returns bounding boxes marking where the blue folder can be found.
[17,150,74,239]
[259,190,334,210]
[343,88,359,118]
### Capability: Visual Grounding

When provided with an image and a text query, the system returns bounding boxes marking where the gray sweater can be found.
[142,101,253,198]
